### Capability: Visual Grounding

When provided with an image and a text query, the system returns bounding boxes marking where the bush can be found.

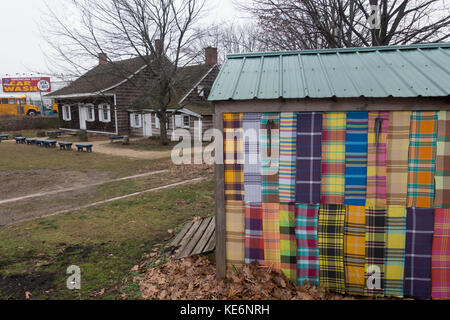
[0,116,59,132]
[77,130,89,142]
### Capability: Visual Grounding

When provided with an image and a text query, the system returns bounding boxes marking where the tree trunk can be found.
[159,112,169,146]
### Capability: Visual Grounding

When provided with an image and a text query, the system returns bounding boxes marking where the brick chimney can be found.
[154,39,164,56]
[205,47,218,66]
[98,53,108,65]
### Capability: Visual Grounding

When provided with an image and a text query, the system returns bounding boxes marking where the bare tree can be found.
[237,0,450,49]
[43,0,207,145]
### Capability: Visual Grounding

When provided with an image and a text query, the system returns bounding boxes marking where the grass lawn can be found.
[0,178,214,300]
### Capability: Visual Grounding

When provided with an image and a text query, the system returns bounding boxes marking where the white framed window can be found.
[183,115,190,128]
[62,105,71,121]
[86,104,95,122]
[98,104,111,123]
[130,112,142,128]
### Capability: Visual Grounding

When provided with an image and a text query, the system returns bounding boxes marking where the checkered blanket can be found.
[432,209,450,300]
[435,111,450,209]
[385,206,407,297]
[224,113,244,201]
[243,113,262,203]
[296,112,323,204]
[386,112,411,206]
[226,200,245,268]
[318,204,346,294]
[295,204,320,286]
[365,207,386,296]
[366,112,389,207]
[407,111,438,208]
[262,203,281,270]
[279,113,297,203]
[321,112,346,204]
[344,205,366,295]
[404,207,434,300]
[261,113,280,203]
[244,203,264,265]
[279,203,297,282]
[345,112,368,206]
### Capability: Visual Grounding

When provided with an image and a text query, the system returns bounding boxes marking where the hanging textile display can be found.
[296,112,323,204]
[318,204,346,294]
[404,207,434,300]
[295,204,320,286]
[261,113,280,203]
[262,203,281,270]
[435,111,450,209]
[224,113,244,201]
[365,207,386,296]
[366,111,389,207]
[279,113,297,203]
[279,203,297,282]
[384,206,407,297]
[321,112,347,204]
[407,111,438,208]
[344,112,369,207]
[243,113,262,203]
[244,203,264,265]
[386,111,411,206]
[432,209,450,300]
[344,205,366,295]
[226,200,245,267]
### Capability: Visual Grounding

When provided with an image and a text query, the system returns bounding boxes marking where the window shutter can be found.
[98,105,103,122]
[175,115,183,128]
[130,113,134,127]
[155,114,160,129]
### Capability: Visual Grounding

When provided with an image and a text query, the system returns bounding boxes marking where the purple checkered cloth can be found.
[404,207,435,300]
[296,112,323,204]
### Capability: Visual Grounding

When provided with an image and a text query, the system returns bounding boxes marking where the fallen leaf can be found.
[25,291,31,300]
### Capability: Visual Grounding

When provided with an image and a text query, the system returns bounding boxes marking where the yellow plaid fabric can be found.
[344,205,366,295]
[263,203,281,270]
[319,204,346,294]
[224,113,244,201]
[226,200,245,268]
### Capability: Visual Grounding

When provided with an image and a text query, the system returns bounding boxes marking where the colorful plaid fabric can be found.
[279,113,297,203]
[344,205,366,295]
[407,111,438,208]
[318,204,346,294]
[384,206,407,297]
[262,203,281,270]
[321,112,347,204]
[386,112,411,206]
[366,111,389,207]
[345,112,368,206]
[226,200,245,268]
[432,209,450,300]
[404,207,435,300]
[435,111,450,209]
[279,204,297,282]
[244,203,264,265]
[243,113,262,203]
[295,204,320,286]
[224,113,244,201]
[261,113,280,203]
[365,207,386,296]
[296,112,323,204]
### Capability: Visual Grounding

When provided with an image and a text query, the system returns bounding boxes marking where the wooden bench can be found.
[42,140,57,148]
[35,140,45,147]
[14,137,26,144]
[109,136,124,143]
[59,142,73,151]
[76,144,93,152]
[26,138,37,145]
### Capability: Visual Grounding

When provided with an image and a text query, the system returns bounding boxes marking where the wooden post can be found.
[213,106,226,280]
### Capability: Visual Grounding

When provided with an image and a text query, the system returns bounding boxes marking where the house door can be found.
[143,113,152,137]
[79,106,87,130]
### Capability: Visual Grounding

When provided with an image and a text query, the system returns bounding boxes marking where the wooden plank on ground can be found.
[176,217,211,259]
[191,217,215,256]
[204,229,216,253]
[170,221,193,247]
[173,219,202,257]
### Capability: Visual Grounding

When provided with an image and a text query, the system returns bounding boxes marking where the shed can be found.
[208,42,450,293]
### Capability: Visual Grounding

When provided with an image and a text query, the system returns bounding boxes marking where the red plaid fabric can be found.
[432,209,450,300]
[245,203,264,265]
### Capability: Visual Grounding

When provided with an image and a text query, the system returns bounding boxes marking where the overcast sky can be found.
[0,0,244,77]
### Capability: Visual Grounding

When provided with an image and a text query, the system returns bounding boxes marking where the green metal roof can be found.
[208,43,450,101]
